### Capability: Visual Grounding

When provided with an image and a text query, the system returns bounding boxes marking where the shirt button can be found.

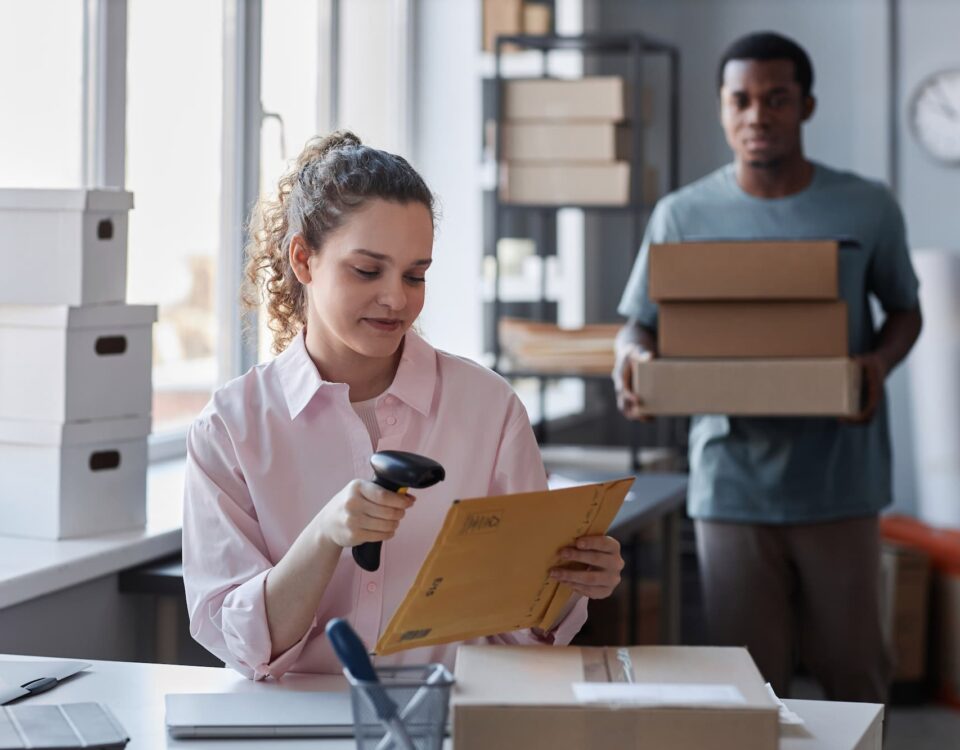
[385,416,397,426]
[367,582,378,593]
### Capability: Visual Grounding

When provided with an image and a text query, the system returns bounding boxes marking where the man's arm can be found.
[613,319,658,420]
[849,306,923,423]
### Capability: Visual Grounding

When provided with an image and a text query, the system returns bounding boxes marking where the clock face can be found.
[910,68,960,164]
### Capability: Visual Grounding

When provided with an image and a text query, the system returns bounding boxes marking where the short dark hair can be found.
[717,32,814,98]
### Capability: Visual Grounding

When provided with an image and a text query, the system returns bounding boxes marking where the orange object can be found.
[880,515,960,574]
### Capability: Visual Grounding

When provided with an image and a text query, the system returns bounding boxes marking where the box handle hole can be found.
[89,450,121,471]
[97,219,113,240]
[95,335,127,355]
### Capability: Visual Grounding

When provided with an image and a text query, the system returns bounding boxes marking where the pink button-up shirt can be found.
[182,330,587,679]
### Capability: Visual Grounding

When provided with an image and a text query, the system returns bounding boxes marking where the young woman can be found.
[182,131,624,679]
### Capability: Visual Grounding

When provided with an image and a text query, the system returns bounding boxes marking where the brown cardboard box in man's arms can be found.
[453,645,779,750]
[631,358,861,416]
[648,240,839,301]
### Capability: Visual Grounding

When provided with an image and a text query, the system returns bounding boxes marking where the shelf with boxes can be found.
[0,189,157,540]
[484,32,679,450]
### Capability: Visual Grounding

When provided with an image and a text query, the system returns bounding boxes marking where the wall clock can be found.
[910,68,960,164]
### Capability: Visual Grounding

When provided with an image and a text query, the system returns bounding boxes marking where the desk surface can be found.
[0,654,881,750]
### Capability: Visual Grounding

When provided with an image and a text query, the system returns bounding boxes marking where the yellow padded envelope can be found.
[375,477,632,655]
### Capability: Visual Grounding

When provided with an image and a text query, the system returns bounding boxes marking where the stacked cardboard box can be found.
[482,0,552,52]
[0,189,157,539]
[632,240,861,416]
[499,76,656,206]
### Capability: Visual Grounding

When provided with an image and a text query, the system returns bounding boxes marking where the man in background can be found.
[614,31,922,702]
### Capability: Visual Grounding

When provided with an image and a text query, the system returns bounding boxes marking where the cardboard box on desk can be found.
[649,240,839,301]
[0,304,156,423]
[631,358,861,416]
[659,301,848,358]
[453,645,779,750]
[0,416,149,539]
[0,188,133,306]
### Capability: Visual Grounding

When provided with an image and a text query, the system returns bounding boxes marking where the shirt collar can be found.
[275,328,437,420]
[384,329,437,417]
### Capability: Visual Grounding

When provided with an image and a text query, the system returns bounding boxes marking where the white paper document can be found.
[572,682,747,707]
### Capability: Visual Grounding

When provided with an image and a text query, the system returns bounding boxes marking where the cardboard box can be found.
[649,241,839,301]
[0,416,149,539]
[502,122,632,161]
[522,2,551,35]
[939,571,960,706]
[504,77,626,121]
[658,301,848,358]
[880,542,931,682]
[501,162,634,206]
[0,189,133,306]
[0,304,157,423]
[631,358,861,416]
[482,0,522,52]
[453,645,779,750]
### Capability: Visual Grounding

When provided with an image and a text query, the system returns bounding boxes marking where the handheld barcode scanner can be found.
[352,450,446,572]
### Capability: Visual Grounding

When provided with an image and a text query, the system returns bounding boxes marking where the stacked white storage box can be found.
[0,189,156,539]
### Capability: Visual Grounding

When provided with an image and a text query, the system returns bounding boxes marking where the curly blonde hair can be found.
[242,130,436,354]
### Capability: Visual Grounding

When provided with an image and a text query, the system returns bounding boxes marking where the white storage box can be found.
[0,416,149,539]
[0,188,133,305]
[0,304,156,422]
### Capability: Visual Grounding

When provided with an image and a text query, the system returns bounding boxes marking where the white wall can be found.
[898,0,960,251]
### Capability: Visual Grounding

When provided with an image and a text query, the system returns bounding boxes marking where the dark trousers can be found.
[695,515,892,703]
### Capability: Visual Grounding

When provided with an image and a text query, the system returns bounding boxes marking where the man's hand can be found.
[613,345,654,421]
[549,535,624,599]
[843,353,888,424]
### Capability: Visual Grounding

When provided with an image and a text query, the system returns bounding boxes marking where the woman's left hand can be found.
[549,535,624,599]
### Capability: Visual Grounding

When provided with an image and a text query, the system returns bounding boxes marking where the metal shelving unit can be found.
[485,32,682,463]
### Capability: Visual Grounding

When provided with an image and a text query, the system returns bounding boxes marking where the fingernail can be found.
[576,539,586,549]
[560,550,571,559]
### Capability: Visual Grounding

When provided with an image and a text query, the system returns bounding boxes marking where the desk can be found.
[550,467,687,644]
[0,654,883,749]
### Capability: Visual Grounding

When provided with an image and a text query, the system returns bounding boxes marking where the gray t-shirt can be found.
[618,162,920,523]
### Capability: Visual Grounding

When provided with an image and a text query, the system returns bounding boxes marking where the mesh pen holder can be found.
[346,663,454,750]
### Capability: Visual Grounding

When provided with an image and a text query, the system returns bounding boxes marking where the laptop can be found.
[164,691,354,738]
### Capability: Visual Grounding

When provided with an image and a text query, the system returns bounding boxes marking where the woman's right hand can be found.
[314,480,415,549]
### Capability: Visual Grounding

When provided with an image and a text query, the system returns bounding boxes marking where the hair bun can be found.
[299,130,362,167]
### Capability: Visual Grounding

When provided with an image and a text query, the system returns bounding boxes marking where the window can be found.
[0,1,83,187]
[125,0,224,433]
[256,0,324,362]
